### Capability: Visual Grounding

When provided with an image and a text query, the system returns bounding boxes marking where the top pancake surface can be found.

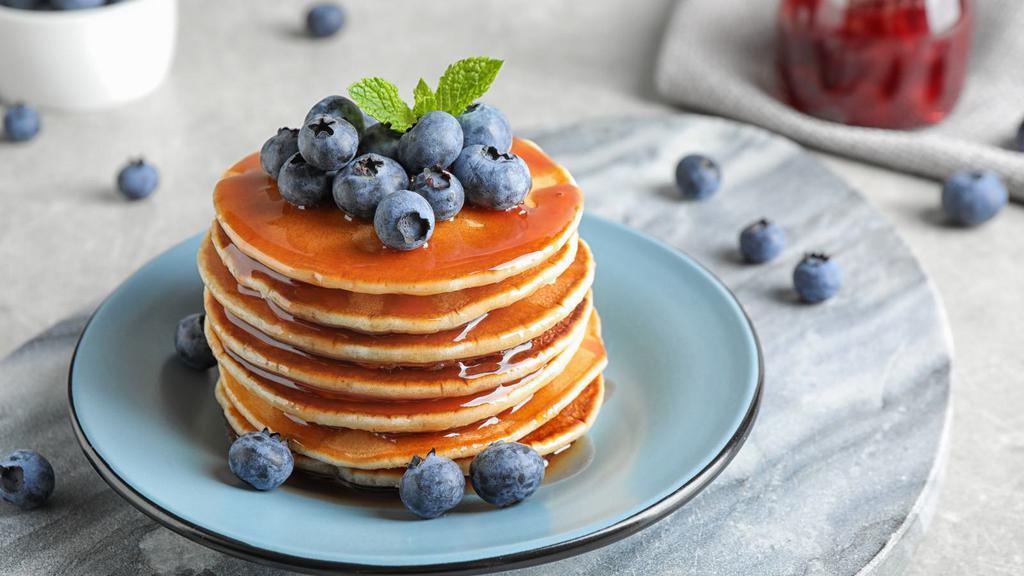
[214,138,583,295]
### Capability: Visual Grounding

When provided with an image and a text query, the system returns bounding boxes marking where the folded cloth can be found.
[656,0,1024,201]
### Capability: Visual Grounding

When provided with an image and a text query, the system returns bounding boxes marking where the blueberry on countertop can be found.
[1,450,54,510]
[358,122,402,160]
[260,127,300,179]
[469,441,545,508]
[675,154,721,200]
[398,111,464,174]
[3,103,40,142]
[739,219,785,264]
[174,313,216,370]
[117,158,160,200]
[306,2,345,38]
[298,115,358,172]
[458,103,512,153]
[333,153,408,219]
[412,165,464,221]
[305,95,365,135]
[278,152,331,208]
[451,145,531,210]
[793,253,841,303]
[228,429,294,491]
[373,190,435,251]
[941,169,1008,227]
[399,449,464,519]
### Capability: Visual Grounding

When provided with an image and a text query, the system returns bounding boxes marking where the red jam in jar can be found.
[777,0,973,129]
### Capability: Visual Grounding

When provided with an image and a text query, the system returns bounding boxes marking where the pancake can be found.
[214,138,583,295]
[209,222,579,334]
[217,328,608,469]
[199,239,595,365]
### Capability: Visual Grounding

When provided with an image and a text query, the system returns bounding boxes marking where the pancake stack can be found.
[199,137,607,488]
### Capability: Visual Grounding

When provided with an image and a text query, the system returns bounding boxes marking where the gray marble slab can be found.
[0,116,951,576]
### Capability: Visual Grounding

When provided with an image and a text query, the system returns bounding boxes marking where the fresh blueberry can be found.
[469,441,545,508]
[332,153,408,219]
[0,0,45,10]
[739,219,785,264]
[117,158,159,200]
[793,253,842,303]
[50,0,104,9]
[451,145,531,210]
[228,429,294,491]
[174,312,216,370]
[278,153,331,208]
[1,450,54,510]
[3,103,40,142]
[941,169,1008,227]
[260,127,299,179]
[305,95,365,135]
[373,190,435,251]
[398,111,463,174]
[306,3,345,38]
[358,122,402,160]
[411,165,464,221]
[457,103,512,153]
[675,154,721,200]
[399,449,464,519]
[297,114,358,172]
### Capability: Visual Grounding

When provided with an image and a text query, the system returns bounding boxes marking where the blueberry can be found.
[306,3,345,38]
[174,313,216,370]
[399,449,464,519]
[298,114,358,172]
[278,153,331,208]
[260,127,299,179]
[3,103,40,142]
[358,122,402,160]
[373,190,435,251]
[332,153,408,219]
[411,165,464,221]
[457,103,512,153]
[228,429,294,491]
[941,169,1008,227]
[451,145,531,210]
[739,219,785,264]
[305,95,365,135]
[469,441,544,508]
[793,253,841,303]
[1,450,54,510]
[398,111,463,174]
[675,154,721,200]
[50,0,104,9]
[0,0,45,10]
[117,158,159,200]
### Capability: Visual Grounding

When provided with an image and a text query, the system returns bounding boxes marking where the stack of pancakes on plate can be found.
[199,137,607,488]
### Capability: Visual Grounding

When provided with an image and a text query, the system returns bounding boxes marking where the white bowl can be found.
[0,0,177,111]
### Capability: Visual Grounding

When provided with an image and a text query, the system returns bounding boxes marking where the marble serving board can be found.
[0,115,951,576]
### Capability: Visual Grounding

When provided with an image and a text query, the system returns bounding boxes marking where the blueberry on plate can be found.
[117,158,160,200]
[398,111,464,174]
[50,0,104,9]
[260,127,300,179]
[298,114,358,172]
[358,122,402,160]
[373,190,435,251]
[399,449,464,519]
[675,154,721,200]
[174,312,216,370]
[941,169,1008,227]
[739,219,785,264]
[332,153,408,219]
[228,429,294,491]
[1,450,55,510]
[457,103,512,153]
[451,144,531,210]
[278,153,331,208]
[469,441,545,508]
[793,253,841,304]
[412,165,464,221]
[3,103,40,142]
[306,2,345,38]
[305,95,365,135]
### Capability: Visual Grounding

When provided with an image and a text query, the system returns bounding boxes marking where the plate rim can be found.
[66,214,764,575]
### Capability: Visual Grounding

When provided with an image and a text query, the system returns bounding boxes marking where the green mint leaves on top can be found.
[348,57,504,133]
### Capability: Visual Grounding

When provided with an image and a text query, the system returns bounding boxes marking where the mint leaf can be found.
[348,77,417,132]
[412,78,437,118]
[434,57,503,117]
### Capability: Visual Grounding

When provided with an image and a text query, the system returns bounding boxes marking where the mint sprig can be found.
[348,57,504,133]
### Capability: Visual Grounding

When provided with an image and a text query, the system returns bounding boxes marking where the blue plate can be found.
[68,214,762,574]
